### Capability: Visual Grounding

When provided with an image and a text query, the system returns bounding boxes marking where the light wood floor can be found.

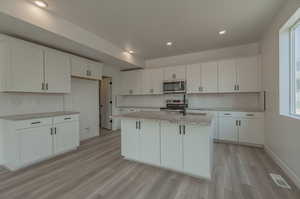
[0,132,299,199]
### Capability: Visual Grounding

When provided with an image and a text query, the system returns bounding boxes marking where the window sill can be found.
[280,113,300,120]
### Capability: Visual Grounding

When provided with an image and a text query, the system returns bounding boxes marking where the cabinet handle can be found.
[31,121,41,125]
[136,121,138,129]
[183,125,186,135]
[239,120,241,126]
[64,117,72,120]
[198,86,203,92]
[224,113,231,116]
[237,85,240,91]
[179,125,181,135]
[45,83,49,90]
[234,85,237,91]
[236,120,238,126]
[54,127,57,135]
[246,114,254,117]
[42,83,45,90]
[50,128,53,135]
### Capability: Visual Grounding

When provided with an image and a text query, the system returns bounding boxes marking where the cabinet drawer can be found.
[53,114,79,124]
[235,112,264,119]
[15,118,53,130]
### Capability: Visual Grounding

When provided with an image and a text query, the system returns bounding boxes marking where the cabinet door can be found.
[131,70,142,95]
[71,57,86,77]
[18,126,53,165]
[44,50,71,93]
[201,62,218,92]
[54,121,79,155]
[9,40,44,92]
[161,122,183,171]
[164,66,186,80]
[151,68,164,94]
[141,70,152,94]
[186,64,201,93]
[120,71,131,95]
[87,61,102,80]
[218,60,236,92]
[239,118,264,145]
[218,117,238,142]
[121,119,139,160]
[183,125,211,178]
[236,56,260,92]
[139,120,160,166]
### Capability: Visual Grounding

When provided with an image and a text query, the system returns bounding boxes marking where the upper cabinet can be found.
[120,70,142,95]
[164,65,186,81]
[71,56,103,80]
[142,68,164,95]
[218,56,261,93]
[186,62,218,94]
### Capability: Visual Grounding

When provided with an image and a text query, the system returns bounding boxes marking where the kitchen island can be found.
[113,111,214,179]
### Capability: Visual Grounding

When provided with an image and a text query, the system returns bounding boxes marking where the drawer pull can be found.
[246,114,254,117]
[64,117,72,120]
[31,121,41,125]
[224,113,231,116]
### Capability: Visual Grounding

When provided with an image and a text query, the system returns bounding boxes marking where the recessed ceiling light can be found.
[166,42,173,46]
[128,50,134,54]
[219,30,227,35]
[34,0,48,8]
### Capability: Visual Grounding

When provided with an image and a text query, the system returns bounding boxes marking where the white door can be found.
[121,119,139,160]
[139,120,160,166]
[218,59,237,92]
[201,62,218,92]
[54,122,79,155]
[9,40,44,92]
[100,77,112,130]
[71,57,86,77]
[164,66,186,80]
[141,70,152,94]
[183,125,210,177]
[44,50,71,93]
[236,56,260,92]
[186,63,201,93]
[18,126,53,165]
[239,118,264,145]
[151,68,164,94]
[218,117,238,142]
[161,121,183,171]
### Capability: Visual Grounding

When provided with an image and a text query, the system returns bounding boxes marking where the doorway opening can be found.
[99,76,113,136]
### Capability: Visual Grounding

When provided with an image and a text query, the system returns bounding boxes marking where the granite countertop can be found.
[0,111,80,121]
[117,106,162,109]
[112,111,213,126]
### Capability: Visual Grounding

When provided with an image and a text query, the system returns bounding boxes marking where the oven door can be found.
[163,81,185,93]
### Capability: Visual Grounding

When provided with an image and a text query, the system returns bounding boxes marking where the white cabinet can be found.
[217,112,264,145]
[218,59,237,92]
[0,34,72,93]
[236,56,260,92]
[120,70,142,95]
[186,62,218,93]
[1,114,79,170]
[218,114,238,142]
[164,65,186,81]
[19,125,53,166]
[161,122,183,171]
[8,39,44,92]
[121,119,160,166]
[71,56,103,80]
[44,49,71,93]
[142,68,163,95]
[218,57,260,93]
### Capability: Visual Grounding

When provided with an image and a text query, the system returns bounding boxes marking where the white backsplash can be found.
[118,93,262,110]
[0,92,64,117]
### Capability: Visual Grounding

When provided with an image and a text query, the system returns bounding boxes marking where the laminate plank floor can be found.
[0,132,299,199]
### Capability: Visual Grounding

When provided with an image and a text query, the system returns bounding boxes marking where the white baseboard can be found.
[265,146,300,189]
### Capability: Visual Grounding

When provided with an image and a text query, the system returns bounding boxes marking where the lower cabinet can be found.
[217,112,264,145]
[19,125,53,166]
[121,119,160,166]
[1,114,80,170]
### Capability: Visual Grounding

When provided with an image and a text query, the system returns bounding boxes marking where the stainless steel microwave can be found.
[163,80,186,94]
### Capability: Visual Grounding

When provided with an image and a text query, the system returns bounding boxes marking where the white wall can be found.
[146,42,260,68]
[102,65,122,130]
[64,78,100,141]
[261,0,300,188]
[0,93,64,164]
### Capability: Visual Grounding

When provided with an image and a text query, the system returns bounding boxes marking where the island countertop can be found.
[112,111,213,125]
[0,111,80,121]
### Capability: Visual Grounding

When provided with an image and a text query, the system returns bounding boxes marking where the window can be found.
[290,21,300,115]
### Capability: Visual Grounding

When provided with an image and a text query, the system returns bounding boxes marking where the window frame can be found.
[290,19,300,116]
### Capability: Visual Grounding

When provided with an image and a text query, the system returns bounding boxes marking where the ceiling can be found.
[46,0,284,59]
